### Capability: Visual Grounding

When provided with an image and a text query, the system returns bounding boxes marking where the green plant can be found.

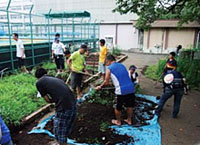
[145,50,200,89]
[41,61,57,70]
[100,121,110,132]
[112,46,121,56]
[0,73,46,125]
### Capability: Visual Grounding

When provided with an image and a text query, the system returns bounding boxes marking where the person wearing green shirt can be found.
[67,44,88,100]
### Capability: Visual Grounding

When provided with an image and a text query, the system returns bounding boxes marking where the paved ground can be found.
[123,52,200,145]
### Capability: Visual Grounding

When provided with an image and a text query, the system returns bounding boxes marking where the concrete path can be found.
[122,52,200,145]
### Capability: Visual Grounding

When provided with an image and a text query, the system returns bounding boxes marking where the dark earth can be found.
[10,86,157,145]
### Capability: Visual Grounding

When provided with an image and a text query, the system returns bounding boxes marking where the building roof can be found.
[44,11,90,19]
[132,19,200,28]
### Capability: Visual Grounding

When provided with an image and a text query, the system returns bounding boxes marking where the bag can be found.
[164,73,183,89]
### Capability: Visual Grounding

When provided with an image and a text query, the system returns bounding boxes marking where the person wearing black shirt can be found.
[155,69,186,118]
[35,68,76,145]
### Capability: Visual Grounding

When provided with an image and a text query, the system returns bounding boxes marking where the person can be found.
[35,68,76,145]
[164,52,177,72]
[97,39,108,80]
[12,33,28,73]
[67,44,89,100]
[96,55,135,126]
[155,69,186,118]
[0,115,13,145]
[176,45,182,56]
[129,65,139,85]
[54,33,60,42]
[52,38,66,73]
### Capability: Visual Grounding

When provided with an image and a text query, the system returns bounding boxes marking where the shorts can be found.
[54,106,76,143]
[98,62,106,74]
[114,93,136,111]
[71,72,83,89]
[17,57,25,68]
[54,55,65,69]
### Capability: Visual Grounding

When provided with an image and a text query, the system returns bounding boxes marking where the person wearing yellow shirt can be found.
[98,39,108,80]
[67,44,88,100]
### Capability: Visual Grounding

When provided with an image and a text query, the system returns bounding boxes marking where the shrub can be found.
[145,50,200,89]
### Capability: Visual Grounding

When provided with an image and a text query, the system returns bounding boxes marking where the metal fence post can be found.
[47,9,52,60]
[61,15,64,41]
[29,5,35,66]
[6,0,14,71]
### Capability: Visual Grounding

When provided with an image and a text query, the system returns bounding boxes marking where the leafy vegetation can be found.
[113,0,200,29]
[145,50,200,89]
[0,73,46,125]
[100,121,110,132]
[112,46,121,56]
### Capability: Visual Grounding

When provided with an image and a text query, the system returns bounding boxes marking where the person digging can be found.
[67,44,89,101]
[96,54,136,126]
[35,68,76,145]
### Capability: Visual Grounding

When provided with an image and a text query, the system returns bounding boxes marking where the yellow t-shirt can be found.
[70,51,85,72]
[99,46,108,63]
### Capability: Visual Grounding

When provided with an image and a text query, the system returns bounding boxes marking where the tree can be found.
[113,0,200,29]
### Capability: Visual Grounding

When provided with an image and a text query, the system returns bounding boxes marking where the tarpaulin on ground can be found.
[112,94,161,145]
[28,90,161,145]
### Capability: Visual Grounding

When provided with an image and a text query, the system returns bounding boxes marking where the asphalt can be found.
[122,52,200,145]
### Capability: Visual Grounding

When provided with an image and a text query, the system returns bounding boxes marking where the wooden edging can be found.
[21,104,53,125]
[83,54,128,84]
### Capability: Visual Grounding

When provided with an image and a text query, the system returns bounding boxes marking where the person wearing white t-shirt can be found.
[12,33,28,73]
[52,38,66,72]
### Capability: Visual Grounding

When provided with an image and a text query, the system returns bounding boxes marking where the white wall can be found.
[32,0,137,22]
[100,24,138,50]
[117,24,138,50]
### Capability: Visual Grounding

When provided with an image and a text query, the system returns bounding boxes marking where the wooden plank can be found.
[22,104,53,124]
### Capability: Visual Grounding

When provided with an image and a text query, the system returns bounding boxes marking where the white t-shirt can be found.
[16,39,25,58]
[52,42,65,55]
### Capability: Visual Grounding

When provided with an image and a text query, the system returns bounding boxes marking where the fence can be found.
[0,0,100,71]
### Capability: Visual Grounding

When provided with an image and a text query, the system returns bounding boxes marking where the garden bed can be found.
[11,88,157,145]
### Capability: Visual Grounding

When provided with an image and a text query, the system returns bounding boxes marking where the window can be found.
[0,15,6,19]
[11,14,22,19]
[11,6,21,10]
[24,15,29,19]
[23,5,31,10]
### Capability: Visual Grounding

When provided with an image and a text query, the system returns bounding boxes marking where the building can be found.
[134,20,200,54]
[0,0,34,23]
[31,0,139,50]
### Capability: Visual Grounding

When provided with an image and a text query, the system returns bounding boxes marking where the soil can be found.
[10,88,157,145]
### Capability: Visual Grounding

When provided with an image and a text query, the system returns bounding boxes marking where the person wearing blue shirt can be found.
[0,115,13,145]
[96,55,135,126]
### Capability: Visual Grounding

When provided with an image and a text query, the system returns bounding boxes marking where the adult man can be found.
[52,38,66,73]
[0,115,13,145]
[96,55,135,126]
[67,44,88,100]
[98,39,108,80]
[35,68,76,145]
[12,33,28,73]
[155,69,186,118]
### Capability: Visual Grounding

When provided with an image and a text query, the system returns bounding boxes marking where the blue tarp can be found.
[28,90,161,145]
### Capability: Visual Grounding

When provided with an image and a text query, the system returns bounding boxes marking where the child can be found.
[129,65,139,85]
[98,39,108,81]
[164,52,177,72]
